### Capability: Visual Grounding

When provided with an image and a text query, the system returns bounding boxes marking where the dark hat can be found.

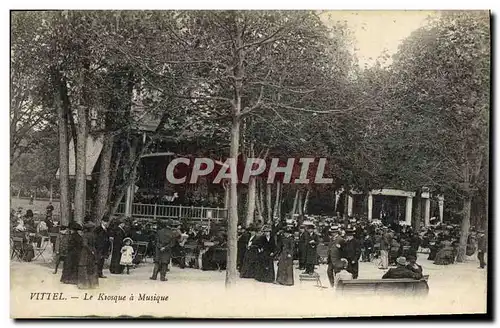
[246,224,257,232]
[170,220,181,227]
[261,225,272,232]
[69,222,82,230]
[83,221,96,229]
[345,229,355,235]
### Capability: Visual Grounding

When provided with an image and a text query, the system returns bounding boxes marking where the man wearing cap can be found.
[151,220,172,281]
[344,229,361,279]
[382,256,423,280]
[477,230,487,269]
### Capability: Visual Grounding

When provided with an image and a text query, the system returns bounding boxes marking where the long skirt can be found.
[255,254,275,283]
[240,248,259,278]
[434,248,455,265]
[276,255,294,286]
[109,247,124,274]
[61,248,80,284]
[77,263,99,289]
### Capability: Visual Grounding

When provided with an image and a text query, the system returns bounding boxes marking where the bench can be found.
[337,275,429,296]
[299,272,323,287]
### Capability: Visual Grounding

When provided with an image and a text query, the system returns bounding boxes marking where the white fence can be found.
[115,203,227,221]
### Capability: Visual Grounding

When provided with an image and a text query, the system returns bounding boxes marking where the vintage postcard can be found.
[10,9,489,318]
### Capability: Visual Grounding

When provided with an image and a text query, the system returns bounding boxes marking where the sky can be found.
[321,10,438,67]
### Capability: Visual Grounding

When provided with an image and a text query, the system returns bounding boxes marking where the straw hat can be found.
[123,237,134,244]
[396,257,408,266]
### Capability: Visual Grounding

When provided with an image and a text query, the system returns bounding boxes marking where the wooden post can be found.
[367,193,373,221]
[49,183,53,203]
[153,203,157,220]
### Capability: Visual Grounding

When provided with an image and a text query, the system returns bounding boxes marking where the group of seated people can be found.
[10,205,58,262]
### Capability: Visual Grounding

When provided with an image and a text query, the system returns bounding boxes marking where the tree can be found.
[385,11,490,261]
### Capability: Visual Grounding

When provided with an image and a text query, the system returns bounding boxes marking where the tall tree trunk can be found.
[412,189,422,231]
[258,178,265,222]
[290,189,299,218]
[343,191,349,218]
[93,134,114,223]
[225,16,243,288]
[246,176,256,226]
[266,183,272,224]
[109,138,143,217]
[73,104,88,225]
[273,180,281,220]
[456,193,472,262]
[303,189,310,215]
[297,190,304,216]
[54,71,70,226]
[226,106,240,287]
[223,181,230,209]
[255,180,264,222]
[107,143,123,207]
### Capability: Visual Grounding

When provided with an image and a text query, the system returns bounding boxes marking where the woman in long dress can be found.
[276,228,295,286]
[239,226,259,278]
[61,222,82,284]
[78,221,99,289]
[255,225,276,283]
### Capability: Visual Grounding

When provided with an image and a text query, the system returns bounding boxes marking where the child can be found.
[120,237,134,274]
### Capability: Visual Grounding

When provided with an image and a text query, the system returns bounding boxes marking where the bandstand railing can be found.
[115,203,227,222]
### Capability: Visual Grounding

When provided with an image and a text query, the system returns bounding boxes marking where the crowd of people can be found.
[10,204,487,290]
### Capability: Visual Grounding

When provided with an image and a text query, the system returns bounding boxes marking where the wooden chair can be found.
[132,241,149,264]
[33,236,50,262]
[11,237,24,261]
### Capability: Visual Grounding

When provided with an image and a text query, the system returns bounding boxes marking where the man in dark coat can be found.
[382,256,423,279]
[406,255,423,275]
[344,230,361,279]
[94,216,111,278]
[477,230,487,269]
[150,220,180,281]
[298,225,306,270]
[237,225,250,271]
[303,223,320,274]
[109,219,127,274]
[327,228,346,287]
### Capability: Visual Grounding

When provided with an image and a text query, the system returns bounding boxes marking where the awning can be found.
[55,136,103,180]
